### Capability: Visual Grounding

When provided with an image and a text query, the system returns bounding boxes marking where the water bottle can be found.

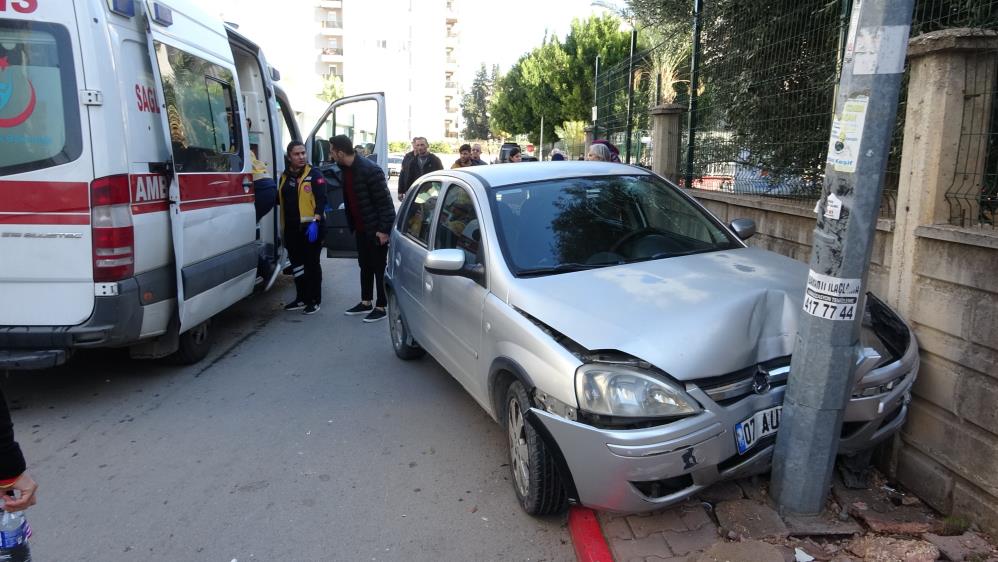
[0,508,31,562]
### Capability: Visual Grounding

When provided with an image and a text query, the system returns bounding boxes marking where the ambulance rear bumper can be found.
[0,278,142,370]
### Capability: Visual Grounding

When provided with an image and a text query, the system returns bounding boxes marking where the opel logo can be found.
[752,368,771,395]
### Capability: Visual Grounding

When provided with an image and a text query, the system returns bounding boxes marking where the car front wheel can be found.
[505,380,567,515]
[388,292,425,360]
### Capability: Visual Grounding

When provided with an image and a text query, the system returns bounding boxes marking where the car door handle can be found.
[425,277,433,292]
[394,253,402,266]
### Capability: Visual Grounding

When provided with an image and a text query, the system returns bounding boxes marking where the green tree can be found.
[489,15,633,143]
[461,64,495,140]
[318,74,344,103]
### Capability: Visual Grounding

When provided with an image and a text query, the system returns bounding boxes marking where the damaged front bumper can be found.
[530,299,919,514]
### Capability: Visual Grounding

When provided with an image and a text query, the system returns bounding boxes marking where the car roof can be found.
[438,161,652,189]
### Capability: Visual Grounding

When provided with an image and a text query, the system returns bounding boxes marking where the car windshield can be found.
[492,175,739,276]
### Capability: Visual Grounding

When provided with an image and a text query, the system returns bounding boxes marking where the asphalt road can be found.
[4,178,572,561]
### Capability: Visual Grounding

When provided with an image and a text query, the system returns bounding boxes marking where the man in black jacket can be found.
[397,136,443,201]
[0,387,37,512]
[328,135,397,323]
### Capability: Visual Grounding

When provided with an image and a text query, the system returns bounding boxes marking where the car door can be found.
[424,181,489,387]
[143,4,257,333]
[391,179,442,344]
[305,93,387,258]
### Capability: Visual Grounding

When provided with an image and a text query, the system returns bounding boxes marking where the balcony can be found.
[444,81,459,92]
[318,0,342,8]
[320,20,343,35]
[446,57,458,70]
[321,47,344,62]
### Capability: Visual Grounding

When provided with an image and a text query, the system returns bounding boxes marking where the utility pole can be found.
[771,0,915,515]
[539,115,544,161]
[593,55,600,139]
[624,27,637,163]
[685,0,703,188]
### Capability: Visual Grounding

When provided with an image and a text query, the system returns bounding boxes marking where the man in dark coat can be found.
[0,387,37,512]
[397,136,443,201]
[328,135,398,323]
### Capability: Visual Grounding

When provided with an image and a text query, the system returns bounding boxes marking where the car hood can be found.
[508,247,809,381]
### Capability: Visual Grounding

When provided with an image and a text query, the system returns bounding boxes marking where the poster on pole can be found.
[826,96,869,173]
[803,270,861,321]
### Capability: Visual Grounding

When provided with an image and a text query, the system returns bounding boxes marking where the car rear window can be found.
[0,20,82,176]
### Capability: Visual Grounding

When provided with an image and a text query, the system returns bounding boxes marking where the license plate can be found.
[735,406,782,454]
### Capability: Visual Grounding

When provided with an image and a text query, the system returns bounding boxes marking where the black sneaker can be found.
[283,300,306,311]
[363,308,387,323]
[303,304,321,315]
[344,302,374,316]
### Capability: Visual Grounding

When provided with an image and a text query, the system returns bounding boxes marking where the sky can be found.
[457,0,609,88]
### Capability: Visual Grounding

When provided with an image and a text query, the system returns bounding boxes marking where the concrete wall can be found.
[675,30,998,534]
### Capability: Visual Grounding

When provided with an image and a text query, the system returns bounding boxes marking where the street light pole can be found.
[771,0,915,515]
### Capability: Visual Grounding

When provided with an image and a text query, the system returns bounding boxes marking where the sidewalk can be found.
[597,473,998,562]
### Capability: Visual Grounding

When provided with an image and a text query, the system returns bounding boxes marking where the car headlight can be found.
[575,363,701,419]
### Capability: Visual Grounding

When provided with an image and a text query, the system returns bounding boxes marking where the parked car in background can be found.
[384,162,919,515]
[388,155,403,177]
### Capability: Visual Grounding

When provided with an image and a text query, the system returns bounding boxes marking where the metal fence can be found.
[945,44,998,227]
[595,0,998,220]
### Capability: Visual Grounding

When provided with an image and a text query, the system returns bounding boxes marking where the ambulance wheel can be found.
[170,321,213,365]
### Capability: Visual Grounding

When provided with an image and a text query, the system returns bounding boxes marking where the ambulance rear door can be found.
[142,0,256,333]
[305,92,387,258]
[0,0,96,327]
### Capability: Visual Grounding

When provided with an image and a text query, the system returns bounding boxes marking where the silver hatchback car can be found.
[385,162,918,515]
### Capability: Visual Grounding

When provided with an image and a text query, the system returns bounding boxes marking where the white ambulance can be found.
[0,0,387,369]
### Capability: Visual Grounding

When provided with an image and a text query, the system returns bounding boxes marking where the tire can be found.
[504,380,567,515]
[169,320,212,365]
[388,292,425,360]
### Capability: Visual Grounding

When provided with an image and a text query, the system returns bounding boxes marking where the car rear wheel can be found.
[388,292,425,360]
[504,380,567,515]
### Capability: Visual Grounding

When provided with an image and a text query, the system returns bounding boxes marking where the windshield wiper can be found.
[622,248,717,264]
[518,262,607,276]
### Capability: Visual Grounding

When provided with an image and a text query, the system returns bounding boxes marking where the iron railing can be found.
[595,0,997,216]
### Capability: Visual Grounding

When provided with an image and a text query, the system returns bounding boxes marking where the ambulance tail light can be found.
[91,175,135,282]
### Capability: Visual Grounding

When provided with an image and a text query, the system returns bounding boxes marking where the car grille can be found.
[692,356,792,405]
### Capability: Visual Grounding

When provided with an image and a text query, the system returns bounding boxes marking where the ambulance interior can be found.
[231,45,281,285]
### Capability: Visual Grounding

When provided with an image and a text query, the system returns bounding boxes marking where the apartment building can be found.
[318,0,462,142]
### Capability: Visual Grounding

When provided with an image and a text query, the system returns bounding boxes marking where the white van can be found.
[0,0,386,369]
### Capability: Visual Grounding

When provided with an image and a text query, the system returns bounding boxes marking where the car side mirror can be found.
[425,249,466,275]
[730,218,756,240]
[424,249,484,283]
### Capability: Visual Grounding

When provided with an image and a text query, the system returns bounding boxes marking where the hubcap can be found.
[507,396,530,497]
[389,297,404,349]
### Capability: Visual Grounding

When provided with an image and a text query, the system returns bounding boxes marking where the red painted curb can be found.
[568,506,615,562]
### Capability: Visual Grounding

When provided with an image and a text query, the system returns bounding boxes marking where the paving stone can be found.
[783,512,863,537]
[833,480,943,535]
[736,476,770,502]
[662,522,720,556]
[850,506,941,535]
[714,499,789,540]
[846,535,940,562]
[680,503,715,531]
[698,481,745,504]
[923,531,995,561]
[646,556,691,562]
[690,540,785,562]
[628,509,686,538]
[610,534,672,562]
[601,513,635,540]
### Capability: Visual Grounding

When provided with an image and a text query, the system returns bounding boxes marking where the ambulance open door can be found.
[305,93,387,258]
